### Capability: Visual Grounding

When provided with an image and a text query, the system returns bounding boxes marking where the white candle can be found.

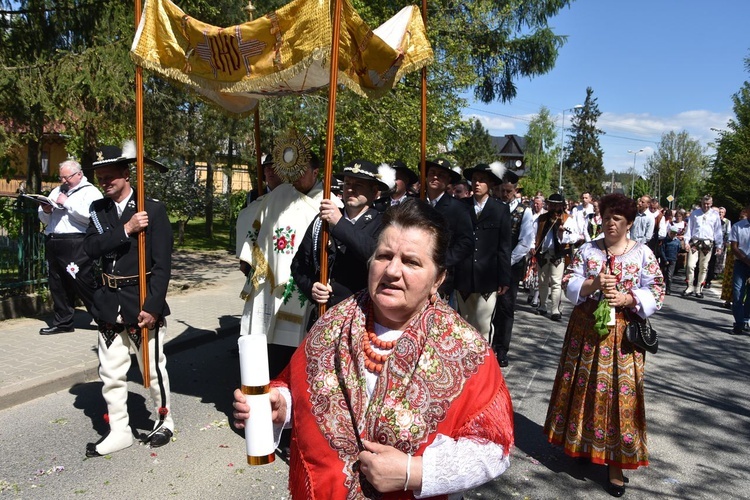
[238,334,275,465]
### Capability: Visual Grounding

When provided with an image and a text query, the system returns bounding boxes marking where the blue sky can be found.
[464,0,750,174]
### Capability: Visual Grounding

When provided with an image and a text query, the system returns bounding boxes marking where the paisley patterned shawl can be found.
[274,291,514,499]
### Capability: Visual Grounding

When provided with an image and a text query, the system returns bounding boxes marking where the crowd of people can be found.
[34,139,749,498]
[230,143,671,498]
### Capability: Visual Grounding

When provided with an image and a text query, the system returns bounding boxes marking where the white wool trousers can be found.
[685,247,712,292]
[96,323,173,454]
[537,257,566,315]
[457,292,497,343]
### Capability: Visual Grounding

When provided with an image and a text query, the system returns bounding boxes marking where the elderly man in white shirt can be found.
[683,195,723,298]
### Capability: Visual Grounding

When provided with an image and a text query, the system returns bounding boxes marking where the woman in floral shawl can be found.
[543,193,664,497]
[234,199,514,499]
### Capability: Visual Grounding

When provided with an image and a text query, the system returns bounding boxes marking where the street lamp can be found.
[628,149,644,198]
[558,104,583,193]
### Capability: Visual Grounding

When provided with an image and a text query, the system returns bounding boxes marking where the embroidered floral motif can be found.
[65,262,79,279]
[281,277,308,307]
[273,226,296,254]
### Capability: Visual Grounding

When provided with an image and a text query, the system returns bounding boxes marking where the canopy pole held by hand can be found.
[134,0,150,388]
[318,0,344,319]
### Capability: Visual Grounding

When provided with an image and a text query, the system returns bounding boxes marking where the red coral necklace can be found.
[362,306,396,374]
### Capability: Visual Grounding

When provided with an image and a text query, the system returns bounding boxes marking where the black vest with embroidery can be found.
[510,204,526,248]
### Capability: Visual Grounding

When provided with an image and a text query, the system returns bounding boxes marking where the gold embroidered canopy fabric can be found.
[131,0,433,114]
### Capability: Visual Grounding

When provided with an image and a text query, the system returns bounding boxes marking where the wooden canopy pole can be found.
[419,0,428,200]
[318,0,344,318]
[134,0,150,388]
[254,108,263,190]
[246,3,264,193]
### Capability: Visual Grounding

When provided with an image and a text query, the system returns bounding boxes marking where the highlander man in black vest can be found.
[83,143,174,457]
[491,171,534,367]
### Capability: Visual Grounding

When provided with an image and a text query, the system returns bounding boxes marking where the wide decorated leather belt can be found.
[102,272,151,289]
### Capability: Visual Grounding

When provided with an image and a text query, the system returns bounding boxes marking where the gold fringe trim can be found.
[250,243,275,290]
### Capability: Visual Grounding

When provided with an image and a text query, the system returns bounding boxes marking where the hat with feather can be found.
[462,161,507,185]
[334,160,395,192]
[91,140,168,173]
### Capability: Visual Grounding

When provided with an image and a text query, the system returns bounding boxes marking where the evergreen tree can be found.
[565,87,605,198]
[522,106,558,197]
[452,119,497,169]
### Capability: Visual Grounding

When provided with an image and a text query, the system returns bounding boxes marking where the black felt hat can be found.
[425,157,461,185]
[548,193,566,204]
[91,141,168,173]
[463,161,506,185]
[503,170,520,185]
[334,159,395,192]
[391,160,419,186]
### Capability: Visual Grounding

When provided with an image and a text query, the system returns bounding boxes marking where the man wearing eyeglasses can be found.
[38,159,103,334]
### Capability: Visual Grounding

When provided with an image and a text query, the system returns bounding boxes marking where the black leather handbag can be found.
[624,310,658,354]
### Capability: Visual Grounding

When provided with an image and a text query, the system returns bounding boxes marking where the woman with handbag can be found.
[543,193,665,497]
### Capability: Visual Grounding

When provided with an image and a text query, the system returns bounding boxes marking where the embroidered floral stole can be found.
[300,292,507,498]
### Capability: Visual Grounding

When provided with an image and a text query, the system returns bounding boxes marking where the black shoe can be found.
[695,292,704,299]
[722,301,732,309]
[39,326,74,335]
[85,442,102,458]
[530,300,540,308]
[496,351,509,368]
[606,481,626,497]
[731,325,743,335]
[606,465,627,497]
[681,289,693,297]
[147,428,173,448]
[550,313,562,322]
[704,282,711,289]
[535,308,547,316]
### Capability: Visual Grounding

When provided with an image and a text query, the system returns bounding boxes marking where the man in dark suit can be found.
[424,158,474,306]
[292,160,391,320]
[491,171,534,367]
[454,162,512,349]
[83,144,173,457]
[373,160,418,212]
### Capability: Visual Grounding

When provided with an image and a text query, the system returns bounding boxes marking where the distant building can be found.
[601,180,625,195]
[490,134,526,177]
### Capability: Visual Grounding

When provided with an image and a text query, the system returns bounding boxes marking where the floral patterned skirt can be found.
[721,251,735,302]
[543,299,649,469]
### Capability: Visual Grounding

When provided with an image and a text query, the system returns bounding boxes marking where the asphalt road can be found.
[1,289,748,499]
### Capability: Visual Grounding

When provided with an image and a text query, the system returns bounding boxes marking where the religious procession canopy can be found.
[131,0,433,114]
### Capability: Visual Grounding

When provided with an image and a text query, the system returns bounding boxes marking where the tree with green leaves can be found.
[564,87,605,198]
[3,0,576,246]
[522,106,558,197]
[707,55,750,219]
[643,130,708,210]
